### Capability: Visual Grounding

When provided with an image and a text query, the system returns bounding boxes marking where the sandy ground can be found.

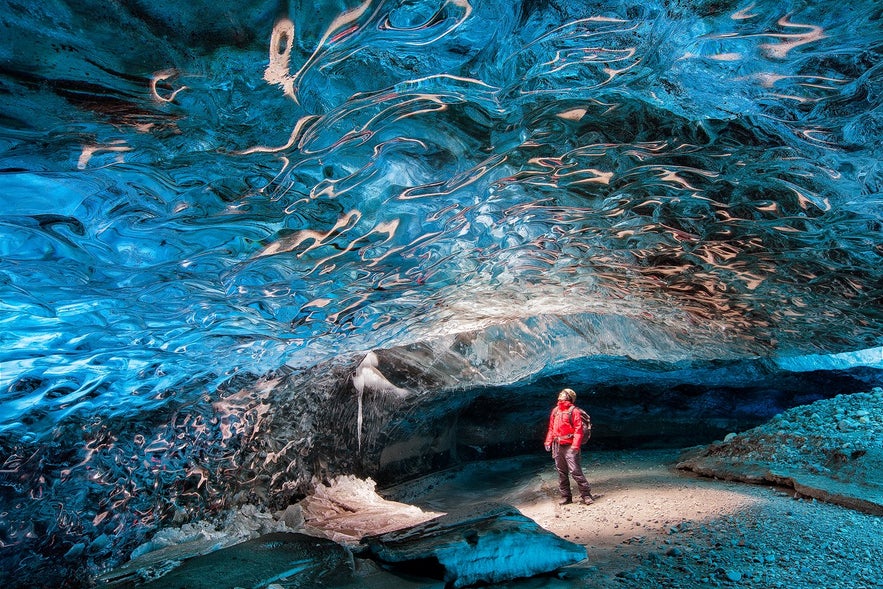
[382,449,883,588]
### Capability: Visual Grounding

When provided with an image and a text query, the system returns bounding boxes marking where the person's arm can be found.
[544,409,555,450]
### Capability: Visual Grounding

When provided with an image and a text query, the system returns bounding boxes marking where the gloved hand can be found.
[544,443,551,452]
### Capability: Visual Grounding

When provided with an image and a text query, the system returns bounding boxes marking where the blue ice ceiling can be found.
[1,0,882,438]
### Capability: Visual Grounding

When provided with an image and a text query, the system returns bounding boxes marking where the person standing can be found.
[544,388,595,505]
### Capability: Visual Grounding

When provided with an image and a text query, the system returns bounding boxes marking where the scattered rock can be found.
[723,568,742,582]
[838,419,856,432]
[677,391,883,516]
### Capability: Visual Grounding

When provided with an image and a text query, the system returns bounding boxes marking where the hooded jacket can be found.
[544,400,585,447]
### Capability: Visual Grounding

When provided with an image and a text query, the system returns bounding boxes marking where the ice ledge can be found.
[774,346,883,372]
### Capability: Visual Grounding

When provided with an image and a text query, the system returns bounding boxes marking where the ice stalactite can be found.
[351,351,410,451]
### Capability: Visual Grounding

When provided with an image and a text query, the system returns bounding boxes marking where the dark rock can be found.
[64,543,86,560]
[361,503,587,588]
[98,532,353,589]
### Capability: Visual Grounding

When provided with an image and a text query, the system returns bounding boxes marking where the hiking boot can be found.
[558,497,573,505]
[579,495,594,505]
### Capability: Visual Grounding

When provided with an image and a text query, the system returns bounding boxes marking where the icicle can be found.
[352,365,365,452]
[356,382,364,452]
[352,351,409,452]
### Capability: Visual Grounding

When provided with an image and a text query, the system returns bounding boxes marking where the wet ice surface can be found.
[359,503,587,589]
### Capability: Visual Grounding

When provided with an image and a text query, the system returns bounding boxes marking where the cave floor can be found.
[113,448,883,588]
[377,448,883,589]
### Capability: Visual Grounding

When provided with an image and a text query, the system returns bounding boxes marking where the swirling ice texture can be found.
[0,0,882,441]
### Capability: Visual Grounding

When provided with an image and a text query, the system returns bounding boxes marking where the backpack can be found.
[562,407,592,445]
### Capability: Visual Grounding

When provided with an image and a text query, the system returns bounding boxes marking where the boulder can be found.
[361,503,587,588]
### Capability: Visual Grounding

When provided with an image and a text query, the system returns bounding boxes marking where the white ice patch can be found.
[364,503,588,588]
[299,475,441,544]
[352,351,410,451]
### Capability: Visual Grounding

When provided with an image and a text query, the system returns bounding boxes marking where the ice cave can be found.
[1,0,881,587]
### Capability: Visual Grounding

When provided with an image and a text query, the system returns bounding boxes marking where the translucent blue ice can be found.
[1,0,881,440]
[0,1,881,584]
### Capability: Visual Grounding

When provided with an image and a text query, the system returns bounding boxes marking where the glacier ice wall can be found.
[0,0,882,585]
[1,0,881,437]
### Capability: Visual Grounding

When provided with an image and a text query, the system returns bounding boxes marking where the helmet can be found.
[559,388,576,402]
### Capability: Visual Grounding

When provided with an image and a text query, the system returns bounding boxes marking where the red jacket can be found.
[545,401,584,447]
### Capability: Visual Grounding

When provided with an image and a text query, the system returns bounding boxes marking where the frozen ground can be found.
[677,389,883,516]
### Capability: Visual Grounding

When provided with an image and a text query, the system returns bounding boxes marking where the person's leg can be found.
[565,447,594,501]
[552,443,572,502]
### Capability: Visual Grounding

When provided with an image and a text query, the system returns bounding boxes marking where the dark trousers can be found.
[552,442,592,499]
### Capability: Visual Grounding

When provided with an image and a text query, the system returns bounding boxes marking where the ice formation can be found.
[0,0,881,586]
[2,0,882,437]
[362,503,588,588]
[299,474,441,544]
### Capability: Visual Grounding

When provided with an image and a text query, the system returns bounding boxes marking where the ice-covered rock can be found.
[361,503,587,588]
